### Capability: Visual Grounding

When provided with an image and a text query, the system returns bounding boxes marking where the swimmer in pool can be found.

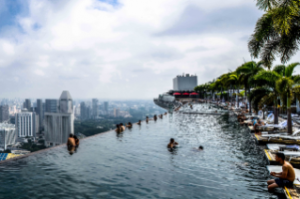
[67,134,76,154]
[137,120,142,125]
[126,122,132,128]
[74,135,79,147]
[164,112,167,115]
[154,115,157,121]
[115,124,123,133]
[159,114,163,119]
[67,134,76,148]
[167,138,178,149]
[199,146,203,150]
[146,116,149,123]
[120,123,126,131]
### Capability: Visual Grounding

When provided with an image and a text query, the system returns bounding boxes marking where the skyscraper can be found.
[92,99,99,119]
[36,99,44,128]
[104,101,109,114]
[80,102,87,120]
[24,99,32,111]
[0,105,9,123]
[58,91,73,113]
[16,109,37,138]
[45,99,58,113]
[114,108,120,117]
[44,91,74,147]
[0,123,16,150]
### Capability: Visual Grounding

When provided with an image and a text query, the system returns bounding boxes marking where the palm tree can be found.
[236,61,264,113]
[275,63,300,134]
[227,73,241,107]
[248,0,300,68]
[252,66,283,123]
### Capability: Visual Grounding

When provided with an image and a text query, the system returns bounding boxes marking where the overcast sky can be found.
[0,0,299,99]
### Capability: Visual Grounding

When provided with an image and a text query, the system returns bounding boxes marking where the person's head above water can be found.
[120,123,123,126]
[74,135,78,140]
[69,134,74,138]
[199,146,203,150]
[170,138,175,143]
[116,124,120,128]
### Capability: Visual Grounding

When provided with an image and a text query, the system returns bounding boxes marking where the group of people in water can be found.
[115,113,167,132]
[67,134,80,154]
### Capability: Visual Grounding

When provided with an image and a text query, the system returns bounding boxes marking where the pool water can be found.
[0,104,285,198]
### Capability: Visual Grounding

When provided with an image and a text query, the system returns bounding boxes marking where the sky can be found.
[0,0,299,99]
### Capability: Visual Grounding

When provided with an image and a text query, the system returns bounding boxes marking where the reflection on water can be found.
[0,104,287,198]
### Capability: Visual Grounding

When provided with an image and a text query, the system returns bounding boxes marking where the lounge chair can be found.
[261,128,300,141]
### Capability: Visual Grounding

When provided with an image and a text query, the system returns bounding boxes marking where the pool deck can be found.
[213,102,300,199]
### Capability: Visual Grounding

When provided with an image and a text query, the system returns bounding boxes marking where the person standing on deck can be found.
[267,153,295,191]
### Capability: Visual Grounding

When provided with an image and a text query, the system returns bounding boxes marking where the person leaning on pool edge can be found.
[267,152,295,191]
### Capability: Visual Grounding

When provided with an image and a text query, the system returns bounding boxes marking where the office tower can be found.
[0,123,16,150]
[45,99,58,113]
[104,101,108,114]
[44,91,74,147]
[114,108,120,117]
[80,102,87,120]
[58,91,73,113]
[36,99,44,128]
[173,74,198,91]
[16,110,37,138]
[0,105,9,122]
[92,99,99,119]
[24,99,32,111]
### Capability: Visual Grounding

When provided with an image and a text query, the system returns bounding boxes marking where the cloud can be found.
[0,0,284,99]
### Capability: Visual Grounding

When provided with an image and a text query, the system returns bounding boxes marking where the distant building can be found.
[173,74,198,91]
[92,99,99,119]
[16,110,37,138]
[23,99,32,111]
[44,91,74,147]
[45,99,58,113]
[36,99,44,128]
[0,123,16,150]
[104,101,109,114]
[0,105,9,123]
[114,108,120,117]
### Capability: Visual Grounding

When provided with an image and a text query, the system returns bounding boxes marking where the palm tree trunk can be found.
[274,98,278,124]
[287,96,292,134]
[248,88,252,114]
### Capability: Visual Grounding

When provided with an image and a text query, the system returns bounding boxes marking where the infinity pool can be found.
[0,104,285,198]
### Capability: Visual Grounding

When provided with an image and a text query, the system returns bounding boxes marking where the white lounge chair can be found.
[261,129,300,141]
[265,120,289,129]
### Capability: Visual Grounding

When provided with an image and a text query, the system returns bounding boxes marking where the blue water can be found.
[0,104,285,198]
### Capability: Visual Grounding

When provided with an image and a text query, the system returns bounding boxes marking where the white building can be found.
[44,91,74,147]
[173,74,198,91]
[0,123,16,150]
[16,110,37,138]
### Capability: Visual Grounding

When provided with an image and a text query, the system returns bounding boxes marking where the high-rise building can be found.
[173,74,198,91]
[45,99,58,113]
[114,108,120,117]
[104,101,109,114]
[92,99,99,119]
[44,91,74,147]
[16,110,37,138]
[36,99,44,128]
[0,105,9,123]
[80,102,87,120]
[23,99,32,111]
[0,123,16,150]
[58,91,73,114]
